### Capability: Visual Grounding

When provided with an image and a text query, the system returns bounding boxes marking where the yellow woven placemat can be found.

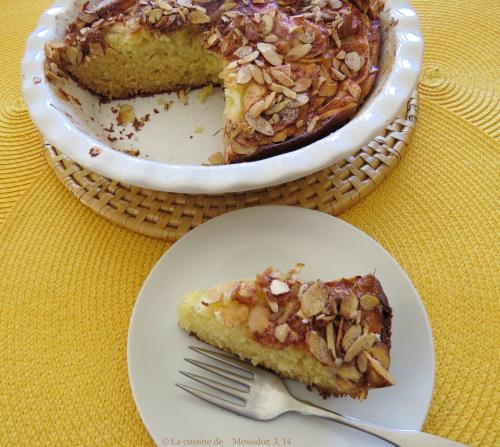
[1,1,499,446]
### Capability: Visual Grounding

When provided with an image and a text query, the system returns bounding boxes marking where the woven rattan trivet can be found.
[44,94,417,241]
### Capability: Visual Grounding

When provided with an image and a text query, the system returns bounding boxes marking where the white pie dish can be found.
[21,0,423,194]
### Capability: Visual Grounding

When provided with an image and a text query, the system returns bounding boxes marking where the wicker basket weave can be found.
[44,93,417,241]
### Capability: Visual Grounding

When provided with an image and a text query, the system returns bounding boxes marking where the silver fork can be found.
[176,346,467,447]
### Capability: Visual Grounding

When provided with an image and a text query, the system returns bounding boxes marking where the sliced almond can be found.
[233,45,254,59]
[247,99,266,118]
[245,114,275,136]
[344,51,364,72]
[242,83,266,109]
[326,321,336,359]
[360,294,380,310]
[274,323,290,343]
[306,331,335,366]
[264,34,279,43]
[286,43,312,60]
[357,352,368,373]
[270,279,290,295]
[299,282,328,317]
[263,91,276,110]
[239,50,260,65]
[369,343,390,369]
[188,10,210,24]
[236,64,253,84]
[247,305,271,334]
[336,318,344,351]
[269,83,297,99]
[344,333,376,362]
[340,293,358,319]
[337,364,362,382]
[365,351,396,387]
[251,65,265,85]
[293,77,312,92]
[341,324,361,352]
[307,116,319,132]
[257,43,283,66]
[347,82,362,99]
[261,14,274,35]
[318,81,338,97]
[270,68,294,87]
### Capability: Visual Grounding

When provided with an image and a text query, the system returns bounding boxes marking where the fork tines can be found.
[176,346,254,411]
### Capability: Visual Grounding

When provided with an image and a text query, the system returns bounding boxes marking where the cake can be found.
[45,0,383,163]
[178,264,394,399]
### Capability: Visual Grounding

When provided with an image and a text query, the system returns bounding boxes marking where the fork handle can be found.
[293,400,468,447]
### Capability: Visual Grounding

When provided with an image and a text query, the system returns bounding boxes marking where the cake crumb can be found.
[194,126,204,134]
[117,104,135,126]
[197,84,214,103]
[178,89,189,105]
[207,151,224,165]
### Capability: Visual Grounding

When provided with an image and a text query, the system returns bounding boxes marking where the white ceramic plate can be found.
[22,1,423,193]
[128,206,435,446]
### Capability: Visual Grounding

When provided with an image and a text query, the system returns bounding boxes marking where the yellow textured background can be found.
[0,0,499,445]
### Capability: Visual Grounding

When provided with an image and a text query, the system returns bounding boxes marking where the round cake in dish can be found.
[45,0,383,163]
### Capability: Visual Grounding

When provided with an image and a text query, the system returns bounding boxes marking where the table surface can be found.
[1,1,498,446]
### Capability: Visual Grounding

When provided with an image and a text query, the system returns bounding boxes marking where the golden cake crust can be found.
[46,0,383,163]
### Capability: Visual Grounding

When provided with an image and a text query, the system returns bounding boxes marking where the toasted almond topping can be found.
[247,305,271,333]
[245,65,261,86]
[329,0,343,9]
[274,323,291,343]
[360,294,380,310]
[239,50,259,64]
[245,114,275,136]
[336,50,346,60]
[206,32,219,47]
[236,64,253,84]
[299,282,328,317]
[188,9,210,24]
[340,293,358,319]
[270,68,295,87]
[341,324,362,352]
[369,343,390,369]
[326,321,336,359]
[347,82,362,99]
[332,67,346,81]
[318,81,338,97]
[344,333,377,362]
[306,331,335,366]
[270,83,297,99]
[307,116,319,132]
[257,43,283,66]
[357,352,368,373]
[234,45,254,59]
[345,51,364,72]
[299,28,315,44]
[293,77,313,92]
[286,43,312,60]
[264,34,279,43]
[261,91,276,110]
[338,364,362,381]
[365,351,396,386]
[261,14,274,35]
[270,279,290,295]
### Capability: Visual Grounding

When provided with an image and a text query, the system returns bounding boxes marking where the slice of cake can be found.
[44,0,383,163]
[178,264,394,399]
